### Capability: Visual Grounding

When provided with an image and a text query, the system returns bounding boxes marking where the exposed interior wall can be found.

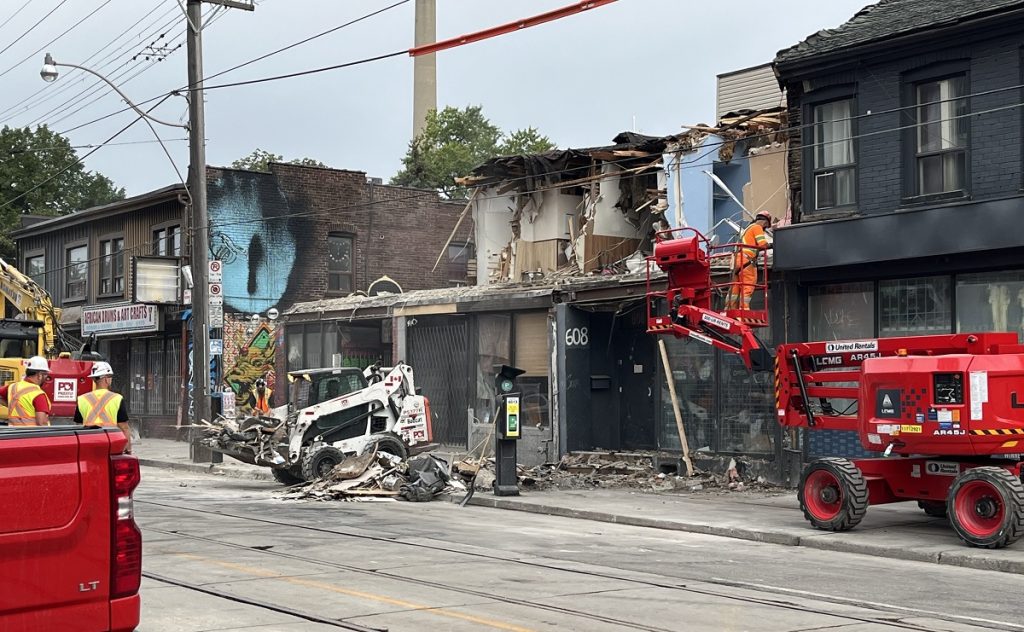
[473,187,516,286]
[592,164,638,238]
[743,142,790,222]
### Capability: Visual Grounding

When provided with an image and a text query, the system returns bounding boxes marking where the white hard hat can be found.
[90,361,114,378]
[24,356,49,372]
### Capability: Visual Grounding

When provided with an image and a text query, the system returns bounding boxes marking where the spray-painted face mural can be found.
[207,172,298,314]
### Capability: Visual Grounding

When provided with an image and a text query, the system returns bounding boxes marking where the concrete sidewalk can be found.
[133,437,274,481]
[134,439,1024,575]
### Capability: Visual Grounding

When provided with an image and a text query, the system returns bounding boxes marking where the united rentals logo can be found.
[825,340,879,354]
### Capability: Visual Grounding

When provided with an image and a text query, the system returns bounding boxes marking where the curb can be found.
[456,495,1024,575]
[137,458,274,481]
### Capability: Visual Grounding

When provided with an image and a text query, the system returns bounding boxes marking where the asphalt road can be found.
[137,467,1024,632]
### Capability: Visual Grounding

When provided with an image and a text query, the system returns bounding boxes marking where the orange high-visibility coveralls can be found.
[727,222,769,309]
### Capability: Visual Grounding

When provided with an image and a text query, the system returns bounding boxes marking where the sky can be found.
[0,0,873,196]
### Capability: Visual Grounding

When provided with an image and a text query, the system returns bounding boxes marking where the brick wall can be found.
[206,164,470,315]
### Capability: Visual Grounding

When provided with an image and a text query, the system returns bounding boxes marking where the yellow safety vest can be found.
[8,380,49,426]
[77,388,123,427]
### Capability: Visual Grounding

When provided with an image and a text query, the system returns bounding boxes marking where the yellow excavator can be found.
[0,258,100,421]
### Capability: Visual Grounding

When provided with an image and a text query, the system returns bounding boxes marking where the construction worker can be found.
[726,211,773,310]
[0,356,53,426]
[248,378,272,415]
[75,362,131,453]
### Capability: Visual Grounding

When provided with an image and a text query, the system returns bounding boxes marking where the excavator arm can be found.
[0,257,64,355]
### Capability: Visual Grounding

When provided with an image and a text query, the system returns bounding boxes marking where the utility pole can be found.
[186,0,253,462]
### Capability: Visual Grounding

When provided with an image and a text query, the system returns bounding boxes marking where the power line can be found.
[0,0,71,60]
[0,0,114,81]
[1,137,189,158]
[184,50,407,92]
[0,0,34,36]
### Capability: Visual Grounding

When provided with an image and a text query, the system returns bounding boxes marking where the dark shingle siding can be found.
[775,0,1024,65]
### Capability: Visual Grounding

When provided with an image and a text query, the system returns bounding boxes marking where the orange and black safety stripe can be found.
[971,428,1024,435]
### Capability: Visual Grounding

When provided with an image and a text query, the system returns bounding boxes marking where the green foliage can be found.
[391,106,556,198]
[231,148,327,172]
[0,125,125,259]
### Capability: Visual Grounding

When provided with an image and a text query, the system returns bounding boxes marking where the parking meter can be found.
[494,364,525,496]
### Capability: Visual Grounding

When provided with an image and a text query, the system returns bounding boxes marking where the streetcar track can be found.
[136,498,992,632]
[143,570,386,632]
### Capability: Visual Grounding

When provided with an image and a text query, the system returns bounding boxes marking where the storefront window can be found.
[879,276,951,337]
[476,314,511,425]
[957,271,1024,335]
[660,337,715,452]
[808,282,874,340]
[513,312,550,428]
[287,328,304,371]
[126,336,182,419]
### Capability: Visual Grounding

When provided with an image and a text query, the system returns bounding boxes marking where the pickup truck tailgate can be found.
[0,428,118,631]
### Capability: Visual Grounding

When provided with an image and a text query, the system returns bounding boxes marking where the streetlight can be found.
[40,51,216,462]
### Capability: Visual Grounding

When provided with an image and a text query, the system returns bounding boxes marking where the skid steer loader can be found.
[203,363,433,484]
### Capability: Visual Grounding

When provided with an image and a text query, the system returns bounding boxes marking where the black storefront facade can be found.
[772,0,1024,457]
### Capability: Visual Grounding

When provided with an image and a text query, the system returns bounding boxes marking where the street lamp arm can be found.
[45,56,186,130]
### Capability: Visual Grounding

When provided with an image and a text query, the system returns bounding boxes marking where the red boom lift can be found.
[647,228,1024,548]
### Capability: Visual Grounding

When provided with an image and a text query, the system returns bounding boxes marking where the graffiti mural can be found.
[207,171,305,314]
[222,318,278,399]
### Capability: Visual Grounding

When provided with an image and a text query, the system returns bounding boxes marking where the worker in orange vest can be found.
[0,356,52,426]
[726,212,773,310]
[75,361,132,453]
[248,378,272,415]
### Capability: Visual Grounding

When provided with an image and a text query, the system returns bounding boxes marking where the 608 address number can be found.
[565,327,589,347]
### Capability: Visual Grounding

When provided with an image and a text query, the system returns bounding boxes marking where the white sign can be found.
[701,313,732,330]
[208,260,223,283]
[209,282,223,297]
[53,378,77,402]
[209,295,223,306]
[221,390,236,418]
[825,339,879,354]
[82,303,160,336]
[209,304,224,328]
[183,289,192,304]
[210,338,223,355]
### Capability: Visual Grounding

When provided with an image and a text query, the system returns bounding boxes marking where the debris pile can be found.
[282,449,463,502]
[456,452,781,495]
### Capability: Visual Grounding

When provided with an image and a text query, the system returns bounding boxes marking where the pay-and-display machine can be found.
[493,364,525,496]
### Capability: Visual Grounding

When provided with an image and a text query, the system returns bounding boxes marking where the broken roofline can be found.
[458,110,787,189]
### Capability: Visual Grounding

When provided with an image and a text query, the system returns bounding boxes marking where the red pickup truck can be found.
[0,426,141,631]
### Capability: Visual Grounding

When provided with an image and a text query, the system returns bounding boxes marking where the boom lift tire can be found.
[798,458,868,531]
[300,445,347,481]
[271,466,305,486]
[948,467,1024,549]
[918,500,947,518]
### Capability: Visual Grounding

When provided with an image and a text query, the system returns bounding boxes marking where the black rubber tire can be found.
[271,466,305,486]
[367,434,408,460]
[947,466,1024,549]
[918,500,947,518]
[798,457,869,531]
[300,445,346,481]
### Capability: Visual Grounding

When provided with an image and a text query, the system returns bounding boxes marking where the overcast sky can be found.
[0,0,872,196]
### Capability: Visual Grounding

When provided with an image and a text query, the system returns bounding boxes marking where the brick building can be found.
[772,0,1024,456]
[207,164,468,413]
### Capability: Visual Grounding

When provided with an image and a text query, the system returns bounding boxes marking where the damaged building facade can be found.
[772,1,1024,456]
[286,97,793,471]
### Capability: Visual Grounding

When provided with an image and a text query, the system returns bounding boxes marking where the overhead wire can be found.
[0,0,35,36]
[0,1,181,124]
[0,0,115,81]
[0,0,71,60]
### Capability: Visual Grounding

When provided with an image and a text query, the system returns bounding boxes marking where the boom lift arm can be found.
[0,257,76,356]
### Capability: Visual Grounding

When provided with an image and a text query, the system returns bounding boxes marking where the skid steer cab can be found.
[205,362,433,485]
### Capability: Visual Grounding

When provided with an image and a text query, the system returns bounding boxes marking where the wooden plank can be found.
[659,339,694,476]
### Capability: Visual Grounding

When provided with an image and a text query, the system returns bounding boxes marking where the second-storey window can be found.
[99,237,125,295]
[153,225,182,256]
[447,242,473,286]
[327,234,353,293]
[916,76,968,195]
[813,98,856,210]
[65,245,87,300]
[25,254,44,286]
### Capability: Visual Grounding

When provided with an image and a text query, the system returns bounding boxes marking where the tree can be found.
[231,148,327,172]
[0,125,125,259]
[391,106,555,198]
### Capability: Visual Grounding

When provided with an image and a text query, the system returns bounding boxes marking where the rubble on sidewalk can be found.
[454,451,783,495]
[281,449,464,503]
